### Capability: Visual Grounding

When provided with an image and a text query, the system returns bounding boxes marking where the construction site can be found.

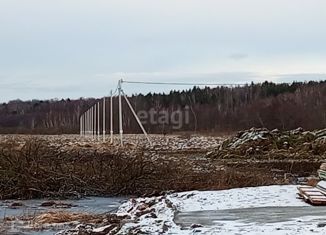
[0,125,325,234]
[2,0,326,233]
[0,80,325,234]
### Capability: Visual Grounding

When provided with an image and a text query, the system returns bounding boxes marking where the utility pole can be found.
[93,105,96,139]
[110,90,113,144]
[118,79,123,146]
[97,102,100,141]
[91,106,94,139]
[82,113,84,136]
[94,105,96,139]
[103,97,106,141]
[88,109,90,136]
[80,115,82,136]
[89,109,91,137]
[86,110,88,136]
[83,112,86,136]
[89,108,90,137]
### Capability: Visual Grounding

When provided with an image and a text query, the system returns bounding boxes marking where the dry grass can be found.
[0,137,157,199]
[32,211,103,224]
[0,136,316,200]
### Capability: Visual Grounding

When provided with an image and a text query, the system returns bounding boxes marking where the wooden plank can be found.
[299,187,326,194]
[305,193,324,196]
[310,200,326,204]
[299,186,316,190]
[301,189,324,193]
[297,185,326,205]
[309,196,326,199]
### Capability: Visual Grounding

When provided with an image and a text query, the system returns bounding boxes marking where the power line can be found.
[122,80,248,86]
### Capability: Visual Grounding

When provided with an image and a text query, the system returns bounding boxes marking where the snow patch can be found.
[168,185,307,212]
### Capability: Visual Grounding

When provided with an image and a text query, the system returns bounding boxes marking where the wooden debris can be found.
[297,186,326,205]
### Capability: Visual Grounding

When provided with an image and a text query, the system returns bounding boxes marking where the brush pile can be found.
[209,127,326,160]
[0,135,228,200]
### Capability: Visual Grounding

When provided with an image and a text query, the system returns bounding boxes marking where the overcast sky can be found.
[1,0,326,102]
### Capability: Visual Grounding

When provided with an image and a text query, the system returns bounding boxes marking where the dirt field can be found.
[0,128,325,199]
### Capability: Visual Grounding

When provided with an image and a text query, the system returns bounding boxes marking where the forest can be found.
[0,80,325,134]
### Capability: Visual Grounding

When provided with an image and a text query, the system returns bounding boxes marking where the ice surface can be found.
[118,185,326,234]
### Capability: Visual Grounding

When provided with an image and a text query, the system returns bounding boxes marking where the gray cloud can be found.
[0,0,326,102]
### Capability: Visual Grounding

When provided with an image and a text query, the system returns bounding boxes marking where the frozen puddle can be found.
[166,186,326,234]
[0,197,126,235]
[175,206,326,226]
[174,207,326,234]
[0,197,125,218]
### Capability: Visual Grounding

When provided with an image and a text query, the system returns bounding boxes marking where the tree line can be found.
[0,80,325,134]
